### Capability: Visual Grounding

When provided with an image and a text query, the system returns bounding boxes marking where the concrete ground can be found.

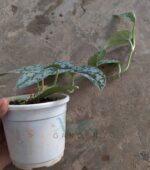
[0,0,150,169]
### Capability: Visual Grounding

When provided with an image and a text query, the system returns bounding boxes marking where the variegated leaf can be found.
[48,60,74,70]
[74,66,106,90]
[49,61,106,90]
[16,65,57,88]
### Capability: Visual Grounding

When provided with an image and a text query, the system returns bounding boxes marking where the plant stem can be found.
[37,82,40,92]
[132,24,136,45]
[122,40,135,73]
[54,69,59,85]
[41,79,45,91]
[71,74,75,86]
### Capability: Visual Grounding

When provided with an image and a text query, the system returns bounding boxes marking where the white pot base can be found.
[12,153,64,170]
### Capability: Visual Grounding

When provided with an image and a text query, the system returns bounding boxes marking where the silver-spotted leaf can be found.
[49,61,106,89]
[46,60,75,75]
[16,61,76,89]
[16,65,57,88]
[49,60,74,69]
[74,66,106,90]
[47,60,75,73]
[12,64,44,74]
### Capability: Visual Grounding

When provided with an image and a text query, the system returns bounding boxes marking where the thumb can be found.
[0,99,9,118]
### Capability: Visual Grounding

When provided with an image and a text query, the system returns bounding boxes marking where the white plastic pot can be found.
[2,94,69,170]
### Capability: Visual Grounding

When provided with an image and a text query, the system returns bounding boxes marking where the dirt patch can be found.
[11,5,18,15]
[26,15,51,35]
[26,0,63,35]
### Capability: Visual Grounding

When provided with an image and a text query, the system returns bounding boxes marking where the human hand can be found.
[0,98,11,169]
[0,99,9,118]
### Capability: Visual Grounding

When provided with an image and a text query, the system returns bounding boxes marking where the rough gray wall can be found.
[0,0,150,170]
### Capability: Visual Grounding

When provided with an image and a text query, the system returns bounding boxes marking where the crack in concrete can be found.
[80,0,86,16]
[44,0,63,15]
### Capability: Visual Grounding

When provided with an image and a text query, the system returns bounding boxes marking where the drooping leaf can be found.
[74,66,106,90]
[97,59,121,76]
[88,49,106,66]
[114,11,136,24]
[114,12,136,45]
[112,11,136,74]
[105,30,131,49]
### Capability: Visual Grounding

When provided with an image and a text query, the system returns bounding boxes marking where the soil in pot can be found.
[9,95,64,105]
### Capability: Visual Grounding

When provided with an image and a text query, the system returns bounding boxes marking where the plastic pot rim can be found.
[8,93,70,111]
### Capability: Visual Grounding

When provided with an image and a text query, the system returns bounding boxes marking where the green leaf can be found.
[88,49,106,66]
[97,59,122,77]
[113,11,136,48]
[112,11,136,74]
[105,30,131,49]
[97,59,120,66]
[74,66,106,90]
[114,11,136,23]
[32,85,77,102]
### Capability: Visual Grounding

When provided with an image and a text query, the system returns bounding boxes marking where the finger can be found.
[0,98,9,118]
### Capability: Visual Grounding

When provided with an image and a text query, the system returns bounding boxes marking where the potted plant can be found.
[0,11,136,170]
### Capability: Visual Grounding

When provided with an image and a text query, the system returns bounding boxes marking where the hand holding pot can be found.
[0,98,11,169]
